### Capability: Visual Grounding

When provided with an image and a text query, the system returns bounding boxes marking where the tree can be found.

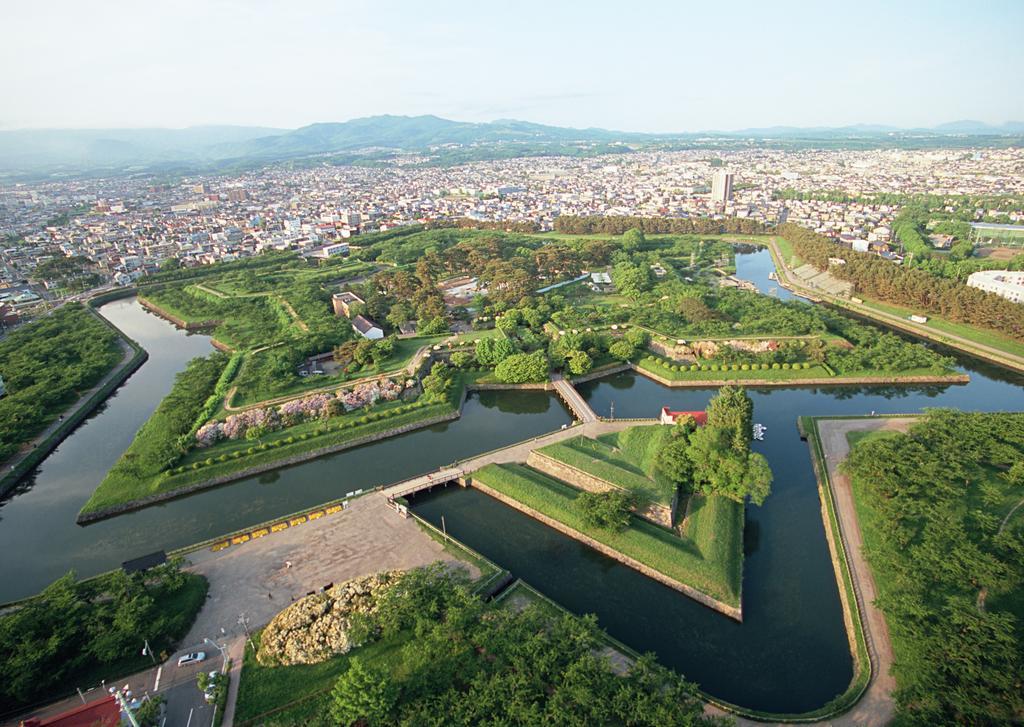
[685,425,772,505]
[494,351,549,384]
[706,385,754,452]
[449,351,473,368]
[576,490,637,532]
[621,228,646,252]
[566,350,592,376]
[329,657,396,726]
[474,336,515,367]
[608,339,636,362]
[133,695,164,727]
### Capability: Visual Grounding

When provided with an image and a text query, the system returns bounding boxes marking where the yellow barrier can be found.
[209,502,348,552]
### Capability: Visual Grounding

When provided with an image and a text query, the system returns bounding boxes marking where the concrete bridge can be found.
[550,373,598,423]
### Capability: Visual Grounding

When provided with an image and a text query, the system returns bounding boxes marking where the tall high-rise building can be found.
[711,170,734,204]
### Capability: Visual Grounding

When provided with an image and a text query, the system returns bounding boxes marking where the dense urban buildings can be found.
[2,146,1023,310]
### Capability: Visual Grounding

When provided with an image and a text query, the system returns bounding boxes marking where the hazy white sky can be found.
[3,0,1023,131]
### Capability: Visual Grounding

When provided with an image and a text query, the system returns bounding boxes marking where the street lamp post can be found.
[203,638,229,674]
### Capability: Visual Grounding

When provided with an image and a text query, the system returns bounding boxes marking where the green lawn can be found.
[229,335,448,408]
[773,235,802,267]
[536,428,674,506]
[471,463,742,606]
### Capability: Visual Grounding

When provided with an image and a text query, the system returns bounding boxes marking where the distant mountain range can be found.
[1,115,1022,179]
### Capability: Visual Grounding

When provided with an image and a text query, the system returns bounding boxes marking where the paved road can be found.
[182,495,477,649]
[768,238,1024,373]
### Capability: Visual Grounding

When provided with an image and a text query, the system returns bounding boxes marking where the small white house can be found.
[352,314,384,340]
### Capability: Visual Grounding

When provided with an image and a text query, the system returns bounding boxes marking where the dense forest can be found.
[780,223,1024,342]
[843,411,1024,725]
[0,563,207,714]
[0,304,122,462]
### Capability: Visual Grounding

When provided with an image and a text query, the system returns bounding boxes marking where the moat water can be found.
[1,251,1022,713]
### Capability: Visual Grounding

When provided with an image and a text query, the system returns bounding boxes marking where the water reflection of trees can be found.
[481,390,553,415]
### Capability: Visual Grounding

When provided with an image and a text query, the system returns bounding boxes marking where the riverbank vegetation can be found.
[0,304,123,462]
[0,561,207,715]
[235,566,720,727]
[843,410,1024,725]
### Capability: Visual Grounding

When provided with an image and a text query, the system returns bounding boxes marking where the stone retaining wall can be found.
[526,450,673,528]
[631,363,969,388]
[468,478,742,621]
[76,409,460,523]
[466,381,552,391]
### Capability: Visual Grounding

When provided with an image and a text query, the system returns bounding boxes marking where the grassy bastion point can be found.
[469,462,743,616]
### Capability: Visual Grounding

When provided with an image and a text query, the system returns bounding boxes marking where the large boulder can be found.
[257,570,402,666]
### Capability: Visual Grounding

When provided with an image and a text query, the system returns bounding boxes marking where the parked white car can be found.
[177,651,206,667]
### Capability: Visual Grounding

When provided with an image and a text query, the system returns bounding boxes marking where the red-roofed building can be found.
[660,407,708,426]
[20,695,120,727]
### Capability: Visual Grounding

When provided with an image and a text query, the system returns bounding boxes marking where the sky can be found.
[3,0,1023,132]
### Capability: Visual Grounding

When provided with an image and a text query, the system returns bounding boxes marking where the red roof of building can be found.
[21,695,120,727]
[661,407,708,426]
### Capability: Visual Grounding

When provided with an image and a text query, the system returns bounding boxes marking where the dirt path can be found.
[704,415,913,727]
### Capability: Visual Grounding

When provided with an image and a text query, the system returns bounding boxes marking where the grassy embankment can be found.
[535,426,675,506]
[471,463,742,607]
[636,356,834,382]
[80,372,465,517]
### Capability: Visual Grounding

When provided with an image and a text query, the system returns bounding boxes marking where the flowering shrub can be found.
[196,378,405,445]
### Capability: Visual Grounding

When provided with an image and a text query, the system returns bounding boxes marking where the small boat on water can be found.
[768,271,777,281]
[753,423,767,441]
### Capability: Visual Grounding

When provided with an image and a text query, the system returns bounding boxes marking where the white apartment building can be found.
[966,270,1024,304]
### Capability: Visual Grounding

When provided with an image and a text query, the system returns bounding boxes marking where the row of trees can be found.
[324,565,722,726]
[554,215,768,236]
[0,304,122,462]
[843,411,1024,724]
[781,223,1024,342]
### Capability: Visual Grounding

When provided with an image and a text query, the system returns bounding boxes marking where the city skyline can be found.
[3,0,1023,132]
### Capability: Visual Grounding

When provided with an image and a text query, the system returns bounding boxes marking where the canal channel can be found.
[1,250,1022,714]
